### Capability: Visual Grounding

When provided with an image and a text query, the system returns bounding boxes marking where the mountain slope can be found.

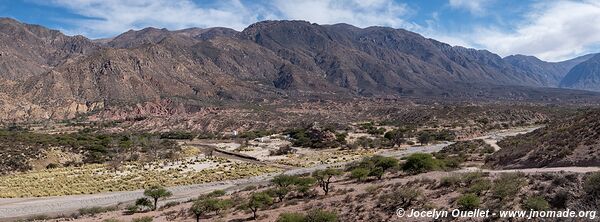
[560,54,600,92]
[1,18,600,121]
[503,53,596,87]
[486,109,600,169]
[0,18,98,81]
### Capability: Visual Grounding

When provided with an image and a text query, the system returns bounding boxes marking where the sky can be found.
[1,0,599,62]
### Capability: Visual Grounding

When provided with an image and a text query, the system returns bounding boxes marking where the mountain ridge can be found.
[1,17,600,121]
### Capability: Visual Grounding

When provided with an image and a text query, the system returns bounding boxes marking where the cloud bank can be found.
[47,0,414,38]
[471,0,600,61]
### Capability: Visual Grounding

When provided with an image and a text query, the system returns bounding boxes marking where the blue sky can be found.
[1,0,599,61]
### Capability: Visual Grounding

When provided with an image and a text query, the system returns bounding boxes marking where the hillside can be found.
[486,109,600,169]
[560,54,600,92]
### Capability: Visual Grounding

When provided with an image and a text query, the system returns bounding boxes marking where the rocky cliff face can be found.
[1,18,599,121]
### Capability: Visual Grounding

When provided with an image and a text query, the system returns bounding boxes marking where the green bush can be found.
[584,172,600,198]
[277,212,306,222]
[402,153,438,174]
[457,193,480,210]
[439,176,461,188]
[277,210,338,222]
[306,210,338,222]
[492,174,526,202]
[350,168,370,182]
[523,196,550,211]
[468,179,492,195]
[135,198,154,211]
[131,216,153,222]
[78,206,117,216]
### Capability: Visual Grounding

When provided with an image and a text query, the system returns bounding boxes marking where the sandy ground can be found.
[0,126,541,220]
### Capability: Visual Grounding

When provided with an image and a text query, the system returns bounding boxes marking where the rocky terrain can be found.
[2,17,600,122]
[486,109,600,169]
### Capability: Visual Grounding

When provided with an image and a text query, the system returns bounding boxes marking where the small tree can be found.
[272,174,299,188]
[267,187,290,202]
[144,185,172,211]
[190,198,229,222]
[244,192,273,220]
[312,168,342,195]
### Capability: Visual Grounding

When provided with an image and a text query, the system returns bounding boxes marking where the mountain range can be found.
[1,17,599,121]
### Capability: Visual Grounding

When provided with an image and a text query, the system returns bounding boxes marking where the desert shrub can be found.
[350,168,370,182]
[277,210,338,222]
[78,206,117,216]
[277,212,306,222]
[402,153,438,174]
[417,132,433,145]
[242,185,257,191]
[46,163,60,169]
[584,172,600,198]
[523,196,550,211]
[437,155,465,170]
[549,191,569,209]
[306,210,338,222]
[125,205,139,215]
[160,201,180,209]
[439,175,461,188]
[270,145,295,156]
[159,131,195,140]
[349,155,399,180]
[468,179,492,195]
[208,189,226,197]
[492,173,526,202]
[102,219,122,222]
[285,127,339,149]
[131,216,153,222]
[239,130,273,139]
[461,172,485,186]
[457,193,480,210]
[135,198,154,212]
[378,188,422,212]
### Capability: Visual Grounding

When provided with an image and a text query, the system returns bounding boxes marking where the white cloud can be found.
[46,0,259,38]
[448,0,491,15]
[471,0,600,61]
[42,0,417,38]
[269,0,418,29]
